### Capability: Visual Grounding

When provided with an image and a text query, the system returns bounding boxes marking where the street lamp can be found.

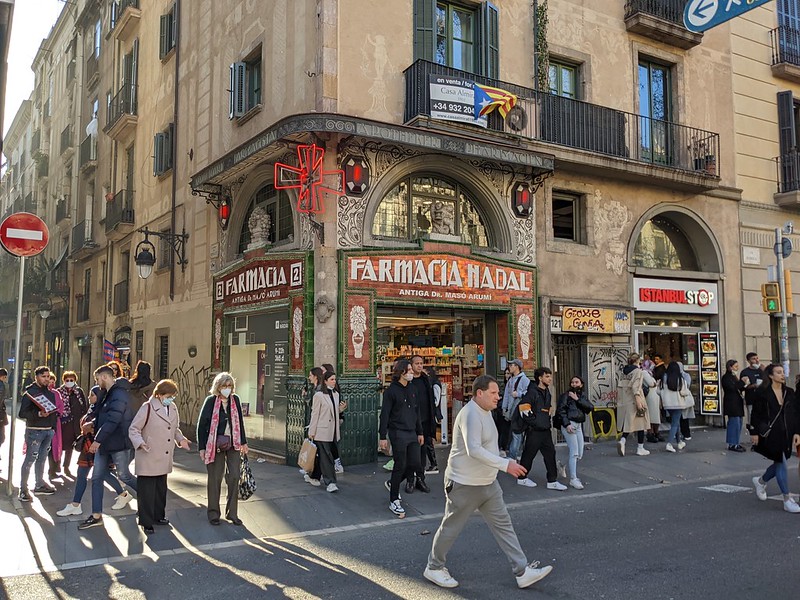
[38,297,52,320]
[134,227,189,280]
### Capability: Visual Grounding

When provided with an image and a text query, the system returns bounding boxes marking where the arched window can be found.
[372,175,492,248]
[238,184,294,254]
[631,216,699,270]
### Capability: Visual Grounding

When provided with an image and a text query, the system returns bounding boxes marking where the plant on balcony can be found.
[689,135,716,174]
[535,0,549,92]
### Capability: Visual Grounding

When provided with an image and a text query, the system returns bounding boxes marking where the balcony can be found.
[65,59,76,89]
[79,135,97,172]
[774,151,800,206]
[105,84,138,140]
[31,130,40,153]
[105,189,135,238]
[23,193,36,214]
[404,60,720,187]
[111,0,141,42]
[76,295,89,323]
[112,280,129,315]
[71,220,98,259]
[85,53,99,88]
[771,26,800,83]
[36,157,49,179]
[56,197,69,223]
[624,0,702,50]
[60,125,74,160]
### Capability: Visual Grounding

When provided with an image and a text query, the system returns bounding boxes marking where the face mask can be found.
[162,396,175,406]
[404,373,414,382]
[570,385,582,392]
[65,381,76,389]
[220,388,232,398]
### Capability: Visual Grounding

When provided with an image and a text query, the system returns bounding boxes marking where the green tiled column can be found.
[337,376,381,465]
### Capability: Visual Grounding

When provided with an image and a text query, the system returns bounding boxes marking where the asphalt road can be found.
[2,467,798,600]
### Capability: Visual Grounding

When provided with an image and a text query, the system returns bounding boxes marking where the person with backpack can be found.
[555,375,593,489]
[128,379,190,534]
[502,359,530,460]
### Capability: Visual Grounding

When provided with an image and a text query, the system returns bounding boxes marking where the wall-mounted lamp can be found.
[38,297,52,319]
[191,184,231,229]
[134,227,189,279]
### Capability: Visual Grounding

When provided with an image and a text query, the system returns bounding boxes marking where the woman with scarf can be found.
[129,379,190,534]
[197,372,249,526]
[128,361,156,414]
[555,376,593,489]
[47,372,66,480]
[308,370,342,493]
[53,371,88,477]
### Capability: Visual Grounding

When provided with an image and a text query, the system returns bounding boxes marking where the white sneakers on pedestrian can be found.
[617,437,626,456]
[304,474,321,487]
[753,476,768,501]
[784,498,800,513]
[569,478,584,490]
[516,561,553,589]
[665,443,676,453]
[334,458,344,474]
[111,491,133,510]
[547,481,568,491]
[517,478,537,488]
[389,500,405,516]
[56,503,83,517]
[326,483,339,493]
[677,441,687,450]
[635,445,650,456]
[424,566,459,588]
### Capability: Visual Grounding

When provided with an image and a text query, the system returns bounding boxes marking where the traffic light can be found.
[761,282,781,313]
[785,270,794,314]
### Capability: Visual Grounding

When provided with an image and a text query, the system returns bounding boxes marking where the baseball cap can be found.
[510,358,524,369]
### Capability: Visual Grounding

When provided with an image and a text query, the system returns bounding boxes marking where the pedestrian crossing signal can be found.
[761,282,781,313]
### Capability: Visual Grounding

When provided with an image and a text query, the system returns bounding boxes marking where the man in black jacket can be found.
[18,365,58,501]
[0,368,8,459]
[410,355,439,493]
[379,359,424,518]
[740,352,764,426]
[78,365,137,530]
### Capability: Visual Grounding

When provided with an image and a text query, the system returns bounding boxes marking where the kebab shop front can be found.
[338,245,538,437]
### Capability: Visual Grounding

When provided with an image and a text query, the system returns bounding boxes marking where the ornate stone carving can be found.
[349,305,367,359]
[337,194,369,249]
[247,206,271,249]
[517,312,532,359]
[514,216,536,265]
[593,190,631,276]
[430,200,455,235]
[315,295,336,323]
[298,213,314,249]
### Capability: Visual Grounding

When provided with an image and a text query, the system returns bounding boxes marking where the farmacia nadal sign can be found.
[215,258,304,308]
[346,253,535,305]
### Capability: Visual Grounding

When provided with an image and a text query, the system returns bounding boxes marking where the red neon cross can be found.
[274,144,344,214]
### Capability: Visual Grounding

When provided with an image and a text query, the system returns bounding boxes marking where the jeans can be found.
[763,456,789,495]
[91,449,137,514]
[667,409,683,444]
[561,423,584,480]
[73,464,123,504]
[726,416,743,446]
[20,429,54,490]
[508,431,524,460]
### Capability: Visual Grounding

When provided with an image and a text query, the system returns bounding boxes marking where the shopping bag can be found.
[238,455,257,500]
[298,438,317,473]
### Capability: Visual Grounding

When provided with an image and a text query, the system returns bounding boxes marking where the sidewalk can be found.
[0,418,775,578]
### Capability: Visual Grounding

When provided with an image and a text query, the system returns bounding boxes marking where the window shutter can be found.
[171,4,178,52]
[229,62,246,119]
[778,90,797,189]
[153,132,164,176]
[481,2,500,79]
[164,123,174,171]
[159,14,169,59]
[413,0,436,63]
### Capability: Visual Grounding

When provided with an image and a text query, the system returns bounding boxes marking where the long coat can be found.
[749,385,799,462]
[617,367,650,433]
[129,398,186,476]
[721,372,745,418]
[308,389,340,443]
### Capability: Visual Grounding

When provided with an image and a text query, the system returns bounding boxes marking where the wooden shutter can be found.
[481,2,499,79]
[164,123,174,172]
[413,0,436,63]
[159,14,170,59]
[229,62,246,119]
[778,90,798,189]
[153,132,164,176]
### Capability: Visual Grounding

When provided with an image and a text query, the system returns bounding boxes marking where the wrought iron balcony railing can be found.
[624,0,686,26]
[79,135,97,168]
[113,280,129,315]
[404,60,720,177]
[106,84,138,131]
[776,150,800,193]
[76,295,89,323]
[71,219,93,253]
[60,125,72,155]
[56,198,69,222]
[771,25,800,67]
[105,189,135,233]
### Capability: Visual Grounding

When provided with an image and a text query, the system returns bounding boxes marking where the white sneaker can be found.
[56,503,83,517]
[557,460,567,479]
[305,475,321,487]
[423,566,459,588]
[617,437,626,456]
[389,500,405,516]
[517,478,537,488]
[516,561,553,589]
[665,443,676,453]
[753,476,767,501]
[334,459,344,474]
[677,441,687,450]
[547,481,568,491]
[424,467,439,475]
[784,499,800,513]
[569,478,584,490]
[298,467,306,475]
[326,483,339,493]
[111,491,133,510]
[635,446,650,456]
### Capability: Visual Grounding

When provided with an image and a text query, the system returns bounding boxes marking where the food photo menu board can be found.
[698,331,722,416]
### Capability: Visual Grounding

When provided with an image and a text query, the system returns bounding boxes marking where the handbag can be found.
[216,434,232,451]
[238,455,257,500]
[298,438,317,473]
[72,434,85,452]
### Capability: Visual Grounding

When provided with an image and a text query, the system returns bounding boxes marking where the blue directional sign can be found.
[684,0,773,33]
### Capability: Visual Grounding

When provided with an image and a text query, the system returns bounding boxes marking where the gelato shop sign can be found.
[346,253,535,305]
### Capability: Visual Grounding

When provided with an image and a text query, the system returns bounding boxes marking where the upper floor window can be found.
[631,216,698,271]
[229,46,262,119]
[372,175,492,248]
[238,184,294,253]
[551,190,585,243]
[94,19,102,57]
[414,0,498,78]
[638,58,673,164]
[779,0,800,29]
[159,3,177,60]
[548,60,577,99]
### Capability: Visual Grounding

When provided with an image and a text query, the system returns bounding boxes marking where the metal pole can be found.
[776,228,790,378]
[7,256,24,497]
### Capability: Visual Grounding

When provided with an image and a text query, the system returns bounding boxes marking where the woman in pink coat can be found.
[128,379,190,534]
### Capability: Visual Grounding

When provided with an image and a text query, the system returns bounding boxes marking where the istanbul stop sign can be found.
[0,212,49,257]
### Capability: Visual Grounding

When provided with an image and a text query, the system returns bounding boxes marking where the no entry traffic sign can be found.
[0,212,49,257]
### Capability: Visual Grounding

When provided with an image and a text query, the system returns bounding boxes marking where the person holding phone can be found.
[18,366,59,502]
